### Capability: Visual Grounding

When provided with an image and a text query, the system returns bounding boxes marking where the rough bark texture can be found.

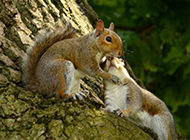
[0,0,160,139]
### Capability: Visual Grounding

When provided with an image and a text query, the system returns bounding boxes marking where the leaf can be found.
[185,42,190,53]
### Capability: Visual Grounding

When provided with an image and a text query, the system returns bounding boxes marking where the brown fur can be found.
[22,22,76,92]
[22,20,123,98]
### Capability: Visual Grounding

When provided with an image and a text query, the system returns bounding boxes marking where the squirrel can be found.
[101,57,177,140]
[22,20,123,99]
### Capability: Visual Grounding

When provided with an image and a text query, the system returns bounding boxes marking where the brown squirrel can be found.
[101,57,177,140]
[22,20,123,99]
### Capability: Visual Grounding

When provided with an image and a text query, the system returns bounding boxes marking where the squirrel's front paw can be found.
[111,75,121,84]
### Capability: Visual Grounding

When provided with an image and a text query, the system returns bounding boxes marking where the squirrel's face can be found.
[95,20,123,58]
[97,29,123,58]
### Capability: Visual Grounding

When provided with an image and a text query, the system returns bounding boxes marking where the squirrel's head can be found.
[95,20,123,58]
[101,57,130,82]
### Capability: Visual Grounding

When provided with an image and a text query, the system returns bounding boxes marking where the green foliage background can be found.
[88,0,190,138]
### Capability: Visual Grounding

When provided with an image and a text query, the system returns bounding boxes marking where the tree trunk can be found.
[0,0,157,139]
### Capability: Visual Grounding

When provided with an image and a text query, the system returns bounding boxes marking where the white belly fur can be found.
[104,84,129,112]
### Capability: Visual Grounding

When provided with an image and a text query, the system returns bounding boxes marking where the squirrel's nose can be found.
[118,49,124,56]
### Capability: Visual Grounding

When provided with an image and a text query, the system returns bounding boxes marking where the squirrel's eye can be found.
[106,36,112,42]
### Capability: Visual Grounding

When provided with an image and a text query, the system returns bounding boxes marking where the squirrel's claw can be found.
[71,90,89,100]
[113,109,124,117]
[101,107,124,117]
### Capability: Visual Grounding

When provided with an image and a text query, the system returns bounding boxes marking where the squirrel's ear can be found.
[95,20,104,37]
[109,22,114,30]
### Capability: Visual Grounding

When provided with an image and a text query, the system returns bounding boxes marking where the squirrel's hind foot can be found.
[71,90,89,100]
[113,109,125,117]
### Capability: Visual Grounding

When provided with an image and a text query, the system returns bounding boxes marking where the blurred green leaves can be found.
[89,0,190,138]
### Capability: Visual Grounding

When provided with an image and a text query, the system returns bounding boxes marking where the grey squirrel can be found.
[101,57,177,140]
[22,20,123,99]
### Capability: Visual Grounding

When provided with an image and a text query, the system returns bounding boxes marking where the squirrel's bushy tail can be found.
[22,21,77,91]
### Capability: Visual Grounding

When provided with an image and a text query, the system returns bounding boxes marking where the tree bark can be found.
[0,0,157,139]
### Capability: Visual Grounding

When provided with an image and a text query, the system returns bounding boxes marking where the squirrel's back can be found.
[22,21,77,91]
